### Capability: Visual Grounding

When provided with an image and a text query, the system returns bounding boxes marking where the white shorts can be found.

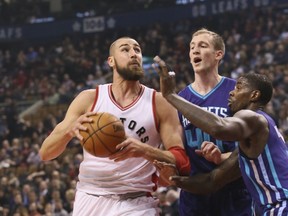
[72,190,160,216]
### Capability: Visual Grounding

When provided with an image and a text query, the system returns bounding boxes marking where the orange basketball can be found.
[79,112,126,157]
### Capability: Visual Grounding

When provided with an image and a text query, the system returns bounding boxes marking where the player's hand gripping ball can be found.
[79,112,126,157]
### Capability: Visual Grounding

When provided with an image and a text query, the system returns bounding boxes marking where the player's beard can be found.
[115,60,144,81]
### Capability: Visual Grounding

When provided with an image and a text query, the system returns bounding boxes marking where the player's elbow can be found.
[38,149,50,161]
[38,151,46,161]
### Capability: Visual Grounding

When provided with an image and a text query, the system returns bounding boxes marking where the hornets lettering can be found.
[120,118,149,143]
[182,106,228,127]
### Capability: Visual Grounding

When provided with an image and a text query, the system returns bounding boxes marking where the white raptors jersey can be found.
[76,84,162,195]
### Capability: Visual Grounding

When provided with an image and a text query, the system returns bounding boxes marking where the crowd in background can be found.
[0,4,288,216]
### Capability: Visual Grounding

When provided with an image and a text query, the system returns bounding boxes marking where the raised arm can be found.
[153,56,264,142]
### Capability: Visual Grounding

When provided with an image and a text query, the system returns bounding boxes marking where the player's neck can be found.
[111,82,142,105]
[192,74,222,95]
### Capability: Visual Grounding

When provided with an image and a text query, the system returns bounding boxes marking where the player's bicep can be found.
[156,93,184,149]
[50,90,95,136]
[221,110,264,140]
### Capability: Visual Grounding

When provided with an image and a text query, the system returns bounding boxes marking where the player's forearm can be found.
[143,145,176,164]
[171,174,216,194]
[39,130,72,161]
[165,93,223,137]
[144,145,190,176]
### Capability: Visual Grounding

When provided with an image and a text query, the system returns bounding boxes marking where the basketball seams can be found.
[98,121,125,138]
[89,117,114,156]
[80,112,126,157]
[81,122,98,155]
[93,131,114,154]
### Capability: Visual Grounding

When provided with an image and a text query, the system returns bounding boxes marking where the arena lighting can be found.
[29,17,55,24]
[176,0,206,4]
[76,10,96,18]
[76,12,90,18]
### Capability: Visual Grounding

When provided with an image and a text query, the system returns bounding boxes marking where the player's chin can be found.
[229,105,237,114]
[130,71,144,81]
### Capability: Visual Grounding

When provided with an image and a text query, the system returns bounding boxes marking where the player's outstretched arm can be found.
[170,149,241,194]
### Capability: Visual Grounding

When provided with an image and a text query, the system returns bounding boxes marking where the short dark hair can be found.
[241,73,273,105]
[109,36,134,56]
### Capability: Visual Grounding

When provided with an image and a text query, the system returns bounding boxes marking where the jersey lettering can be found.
[141,136,149,143]
[181,106,228,150]
[136,127,146,136]
[119,118,149,143]
[201,106,228,117]
[182,107,228,127]
[128,120,137,130]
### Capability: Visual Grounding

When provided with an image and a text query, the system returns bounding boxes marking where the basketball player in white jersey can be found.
[39,37,190,216]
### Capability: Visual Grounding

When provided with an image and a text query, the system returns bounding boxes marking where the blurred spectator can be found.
[165,187,180,216]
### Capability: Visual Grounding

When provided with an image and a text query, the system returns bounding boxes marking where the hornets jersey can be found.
[179,77,237,174]
[239,110,288,215]
[178,77,253,216]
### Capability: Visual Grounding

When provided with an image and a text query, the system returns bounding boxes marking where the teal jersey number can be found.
[185,128,224,152]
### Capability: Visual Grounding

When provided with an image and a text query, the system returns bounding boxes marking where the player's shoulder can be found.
[74,88,98,103]
[78,88,97,95]
[235,110,267,126]
[78,83,109,95]
[222,76,236,84]
[154,91,166,102]
[178,84,191,97]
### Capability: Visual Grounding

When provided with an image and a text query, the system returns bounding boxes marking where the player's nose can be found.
[129,49,137,57]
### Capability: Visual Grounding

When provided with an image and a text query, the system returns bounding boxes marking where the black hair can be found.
[241,73,273,105]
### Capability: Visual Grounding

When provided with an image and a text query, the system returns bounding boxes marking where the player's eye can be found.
[134,48,141,53]
[121,48,129,52]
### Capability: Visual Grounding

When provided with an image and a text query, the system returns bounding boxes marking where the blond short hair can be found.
[192,28,225,55]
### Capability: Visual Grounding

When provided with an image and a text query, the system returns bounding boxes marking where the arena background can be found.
[0,0,288,215]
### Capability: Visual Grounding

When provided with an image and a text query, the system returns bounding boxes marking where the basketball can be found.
[79,112,126,157]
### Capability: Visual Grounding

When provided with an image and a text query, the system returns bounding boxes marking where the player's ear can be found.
[215,50,223,61]
[250,90,261,102]
[107,56,114,67]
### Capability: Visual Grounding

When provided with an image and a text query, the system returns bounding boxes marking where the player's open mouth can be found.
[193,57,202,64]
[228,100,232,108]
